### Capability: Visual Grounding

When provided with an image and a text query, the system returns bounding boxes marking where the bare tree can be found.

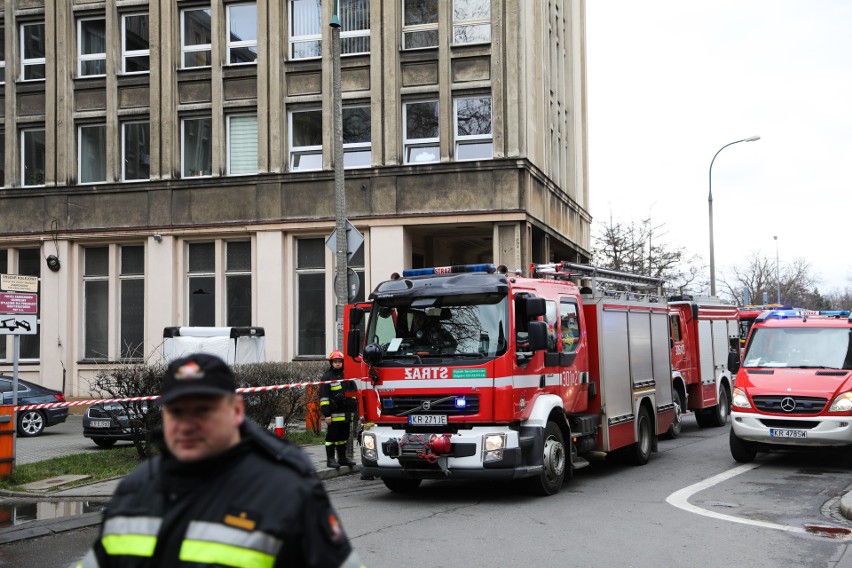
[720,253,822,307]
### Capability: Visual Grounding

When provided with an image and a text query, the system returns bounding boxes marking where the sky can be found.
[585,0,852,295]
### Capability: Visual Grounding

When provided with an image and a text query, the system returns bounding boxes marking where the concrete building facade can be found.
[0,0,590,396]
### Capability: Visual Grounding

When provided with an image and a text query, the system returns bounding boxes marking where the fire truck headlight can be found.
[829,392,852,412]
[483,434,507,462]
[362,433,378,461]
[732,388,752,409]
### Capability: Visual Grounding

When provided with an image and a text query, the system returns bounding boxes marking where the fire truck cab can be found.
[347,263,674,496]
[667,297,740,437]
[730,309,852,462]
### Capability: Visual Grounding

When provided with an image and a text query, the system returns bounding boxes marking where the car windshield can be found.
[743,327,852,369]
[367,294,508,361]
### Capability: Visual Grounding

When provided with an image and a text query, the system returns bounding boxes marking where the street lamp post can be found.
[774,235,780,303]
[708,135,761,296]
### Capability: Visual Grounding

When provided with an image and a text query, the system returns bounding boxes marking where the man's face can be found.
[331,359,343,370]
[163,394,244,462]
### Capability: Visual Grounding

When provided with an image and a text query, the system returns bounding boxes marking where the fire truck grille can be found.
[381,395,480,416]
[752,396,828,414]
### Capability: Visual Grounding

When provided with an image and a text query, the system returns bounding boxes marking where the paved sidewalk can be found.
[0,443,359,544]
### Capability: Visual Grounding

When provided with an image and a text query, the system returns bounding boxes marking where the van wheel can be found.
[663,390,683,439]
[382,478,422,493]
[629,409,652,465]
[526,421,567,496]
[729,428,757,463]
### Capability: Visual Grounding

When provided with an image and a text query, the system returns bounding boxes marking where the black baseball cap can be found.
[161,353,237,404]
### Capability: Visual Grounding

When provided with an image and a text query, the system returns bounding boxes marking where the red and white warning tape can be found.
[12,379,356,412]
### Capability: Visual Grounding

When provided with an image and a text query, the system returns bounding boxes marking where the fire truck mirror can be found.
[349,306,365,326]
[525,297,547,320]
[527,321,548,351]
[347,329,363,358]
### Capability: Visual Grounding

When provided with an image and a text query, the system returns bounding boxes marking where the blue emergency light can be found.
[755,309,803,322]
[818,310,850,317]
[454,397,467,409]
[402,264,497,277]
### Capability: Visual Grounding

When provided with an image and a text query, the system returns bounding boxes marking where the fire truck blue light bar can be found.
[402,264,497,277]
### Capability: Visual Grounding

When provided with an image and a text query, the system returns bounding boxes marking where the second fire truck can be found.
[345,262,675,496]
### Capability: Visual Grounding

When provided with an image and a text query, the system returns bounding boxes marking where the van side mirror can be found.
[727,351,741,374]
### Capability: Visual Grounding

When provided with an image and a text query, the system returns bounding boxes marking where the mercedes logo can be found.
[780,397,797,412]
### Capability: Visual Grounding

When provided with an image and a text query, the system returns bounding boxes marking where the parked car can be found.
[0,376,69,437]
[83,401,159,448]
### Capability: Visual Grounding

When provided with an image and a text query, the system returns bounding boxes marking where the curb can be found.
[841,491,852,521]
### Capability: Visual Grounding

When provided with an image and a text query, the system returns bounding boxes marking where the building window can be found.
[289,110,323,171]
[84,247,109,359]
[21,22,46,81]
[343,105,371,169]
[78,18,106,77]
[188,242,215,326]
[182,117,213,177]
[17,249,40,360]
[181,8,212,68]
[122,14,150,73]
[452,0,490,45]
[402,0,438,49]
[228,3,257,65]
[79,124,107,184]
[226,241,252,326]
[455,96,492,161]
[0,25,6,84]
[296,238,325,356]
[122,121,150,181]
[120,245,145,359]
[21,128,46,187]
[290,0,321,59]
[403,100,439,164]
[341,0,370,55]
[227,114,258,175]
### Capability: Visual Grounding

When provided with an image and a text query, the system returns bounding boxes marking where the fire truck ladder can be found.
[531,262,665,301]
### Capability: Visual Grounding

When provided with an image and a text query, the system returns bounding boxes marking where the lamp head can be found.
[745,135,761,142]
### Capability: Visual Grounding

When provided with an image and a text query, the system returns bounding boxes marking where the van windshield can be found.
[743,327,852,369]
[367,294,508,361]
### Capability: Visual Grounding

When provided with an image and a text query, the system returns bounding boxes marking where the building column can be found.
[255,231,285,361]
[369,226,410,283]
[494,222,522,273]
[146,235,177,361]
[39,240,71,393]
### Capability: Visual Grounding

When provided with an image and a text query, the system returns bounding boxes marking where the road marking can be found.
[666,463,815,535]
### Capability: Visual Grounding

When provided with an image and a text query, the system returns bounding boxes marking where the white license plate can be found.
[90,420,112,428]
[408,414,448,425]
[770,428,807,438]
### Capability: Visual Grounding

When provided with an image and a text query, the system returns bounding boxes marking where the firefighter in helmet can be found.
[319,350,358,468]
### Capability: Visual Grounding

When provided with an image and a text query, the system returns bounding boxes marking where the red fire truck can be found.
[345,262,675,496]
[666,297,740,438]
[730,309,852,462]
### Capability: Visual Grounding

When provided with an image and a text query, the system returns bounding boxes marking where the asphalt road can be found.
[13,415,134,466]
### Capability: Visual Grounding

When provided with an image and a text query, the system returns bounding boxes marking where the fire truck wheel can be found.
[663,390,684,440]
[382,477,422,493]
[629,409,652,465]
[708,387,730,427]
[526,421,567,496]
[729,428,757,463]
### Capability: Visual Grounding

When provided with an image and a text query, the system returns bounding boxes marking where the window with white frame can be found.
[402,0,438,49]
[455,96,492,161]
[79,124,107,184]
[17,249,40,360]
[290,0,321,59]
[403,100,439,164]
[182,117,213,177]
[181,8,212,68]
[21,128,46,187]
[78,18,106,77]
[228,3,257,64]
[122,120,150,181]
[226,241,252,326]
[343,105,371,169]
[83,245,145,360]
[187,240,253,327]
[227,114,258,175]
[122,14,150,73]
[296,238,325,356]
[0,25,6,84]
[289,109,323,171]
[452,0,491,45]
[341,0,370,55]
[21,22,45,81]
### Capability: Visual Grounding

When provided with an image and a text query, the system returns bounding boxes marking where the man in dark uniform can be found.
[319,350,358,469]
[77,353,364,568]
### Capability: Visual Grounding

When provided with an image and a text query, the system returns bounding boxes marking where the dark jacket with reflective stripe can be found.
[319,370,358,418]
[81,420,359,568]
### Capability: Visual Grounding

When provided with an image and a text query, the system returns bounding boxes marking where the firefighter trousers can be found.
[326,420,351,446]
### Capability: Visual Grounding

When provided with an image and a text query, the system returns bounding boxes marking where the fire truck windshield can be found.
[743,327,852,369]
[367,295,509,361]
